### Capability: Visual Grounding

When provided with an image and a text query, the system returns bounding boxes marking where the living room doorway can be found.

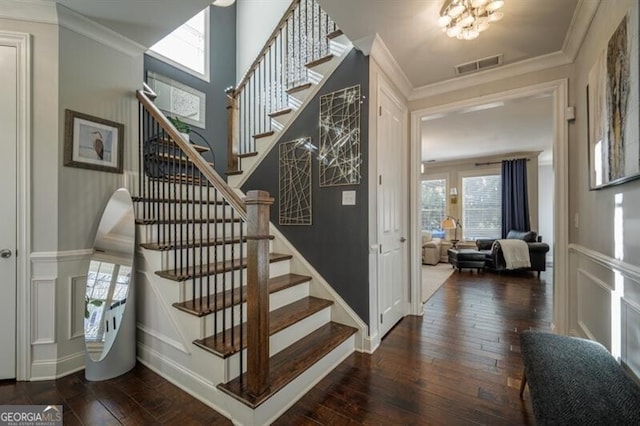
[408,80,570,334]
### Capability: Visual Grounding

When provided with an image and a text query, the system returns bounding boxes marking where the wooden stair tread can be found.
[253,131,275,139]
[286,83,312,95]
[148,136,210,153]
[156,252,292,282]
[173,273,310,317]
[268,108,292,118]
[132,197,225,206]
[140,236,243,251]
[135,217,241,225]
[218,322,357,408]
[226,170,243,176]
[326,29,344,40]
[193,295,331,357]
[238,151,258,159]
[305,54,334,69]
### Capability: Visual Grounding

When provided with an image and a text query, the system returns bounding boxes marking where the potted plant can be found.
[168,116,191,141]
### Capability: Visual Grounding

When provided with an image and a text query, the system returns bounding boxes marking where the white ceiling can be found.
[317,0,579,88]
[421,93,554,163]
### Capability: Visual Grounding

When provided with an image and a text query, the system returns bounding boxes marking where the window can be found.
[461,174,501,240]
[421,179,446,238]
[149,8,210,81]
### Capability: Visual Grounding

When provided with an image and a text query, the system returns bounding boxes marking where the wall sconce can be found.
[450,187,458,204]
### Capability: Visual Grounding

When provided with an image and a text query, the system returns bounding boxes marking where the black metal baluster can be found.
[238,218,244,383]
[213,188,219,341]
[222,187,227,345]
[230,208,236,352]
[199,173,204,310]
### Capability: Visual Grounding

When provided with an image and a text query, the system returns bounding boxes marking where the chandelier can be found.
[438,0,505,41]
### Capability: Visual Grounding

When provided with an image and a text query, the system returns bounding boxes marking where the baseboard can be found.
[30,351,85,381]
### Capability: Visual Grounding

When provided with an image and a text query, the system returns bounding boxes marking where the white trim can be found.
[136,323,191,355]
[409,79,570,332]
[0,31,31,381]
[561,0,601,61]
[30,249,93,263]
[0,0,57,25]
[56,4,145,57]
[147,7,211,82]
[30,351,85,381]
[357,34,413,100]
[568,244,640,281]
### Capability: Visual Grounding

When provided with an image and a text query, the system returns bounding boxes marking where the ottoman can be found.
[448,248,486,273]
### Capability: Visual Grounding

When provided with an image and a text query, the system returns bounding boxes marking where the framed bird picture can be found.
[64,110,124,173]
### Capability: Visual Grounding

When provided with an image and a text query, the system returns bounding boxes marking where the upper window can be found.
[421,179,447,239]
[149,8,210,81]
[461,174,501,240]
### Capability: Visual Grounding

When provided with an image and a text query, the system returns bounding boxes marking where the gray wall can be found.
[144,4,236,176]
[243,50,370,325]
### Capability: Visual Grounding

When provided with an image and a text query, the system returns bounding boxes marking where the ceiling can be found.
[317,0,580,88]
[48,0,214,47]
[421,93,554,163]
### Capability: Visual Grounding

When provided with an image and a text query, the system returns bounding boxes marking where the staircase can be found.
[225,0,352,189]
[133,2,364,423]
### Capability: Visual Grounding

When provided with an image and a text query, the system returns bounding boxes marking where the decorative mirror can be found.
[84,188,136,380]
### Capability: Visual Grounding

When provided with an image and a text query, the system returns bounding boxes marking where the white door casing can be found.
[0,31,31,380]
[0,44,18,379]
[377,79,407,339]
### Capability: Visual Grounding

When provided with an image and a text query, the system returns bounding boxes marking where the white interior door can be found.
[0,44,18,379]
[378,83,406,339]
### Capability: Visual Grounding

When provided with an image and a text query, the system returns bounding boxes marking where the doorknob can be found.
[400,237,407,243]
[0,249,12,259]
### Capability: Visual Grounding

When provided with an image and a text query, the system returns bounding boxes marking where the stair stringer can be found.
[267,223,369,351]
[228,42,354,189]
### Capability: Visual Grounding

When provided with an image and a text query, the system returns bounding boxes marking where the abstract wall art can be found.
[279,138,313,225]
[319,85,361,187]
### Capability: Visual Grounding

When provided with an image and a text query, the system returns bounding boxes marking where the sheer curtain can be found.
[501,158,530,237]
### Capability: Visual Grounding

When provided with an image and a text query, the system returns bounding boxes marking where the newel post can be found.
[244,190,273,397]
[226,88,239,173]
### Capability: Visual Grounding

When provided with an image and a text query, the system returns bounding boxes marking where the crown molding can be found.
[0,0,58,24]
[354,33,413,100]
[56,4,145,57]
[561,0,601,61]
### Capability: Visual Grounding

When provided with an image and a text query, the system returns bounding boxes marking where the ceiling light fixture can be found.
[438,0,504,41]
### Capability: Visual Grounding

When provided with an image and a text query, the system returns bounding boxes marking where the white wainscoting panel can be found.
[622,298,640,379]
[69,276,86,339]
[31,279,56,345]
[576,268,611,349]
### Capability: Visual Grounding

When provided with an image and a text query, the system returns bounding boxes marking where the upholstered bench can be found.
[519,330,640,425]
[447,248,485,273]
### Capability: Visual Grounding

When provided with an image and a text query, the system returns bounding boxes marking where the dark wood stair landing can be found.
[193,296,331,358]
[218,322,357,408]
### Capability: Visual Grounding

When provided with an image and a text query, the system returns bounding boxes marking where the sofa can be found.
[421,231,441,265]
[476,230,550,276]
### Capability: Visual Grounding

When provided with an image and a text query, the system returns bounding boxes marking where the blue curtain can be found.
[501,158,530,238]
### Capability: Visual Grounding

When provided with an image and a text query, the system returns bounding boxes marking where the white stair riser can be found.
[138,222,245,244]
[135,204,236,221]
[140,181,225,201]
[153,241,274,270]
[223,306,331,381]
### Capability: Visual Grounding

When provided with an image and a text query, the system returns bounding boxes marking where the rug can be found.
[422,262,455,303]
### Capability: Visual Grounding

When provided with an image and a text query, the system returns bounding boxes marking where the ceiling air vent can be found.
[454,54,503,76]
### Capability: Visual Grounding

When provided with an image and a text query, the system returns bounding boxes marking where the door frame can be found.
[0,31,32,380]
[409,79,569,335]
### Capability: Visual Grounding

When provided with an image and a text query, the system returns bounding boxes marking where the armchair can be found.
[476,230,550,276]
[422,231,441,265]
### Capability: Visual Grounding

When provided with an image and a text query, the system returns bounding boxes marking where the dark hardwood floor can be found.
[0,269,551,425]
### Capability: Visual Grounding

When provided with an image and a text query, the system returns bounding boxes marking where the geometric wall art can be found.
[319,85,361,186]
[279,138,312,225]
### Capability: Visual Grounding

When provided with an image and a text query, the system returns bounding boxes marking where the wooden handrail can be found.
[232,0,300,96]
[245,190,274,397]
[136,89,247,219]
